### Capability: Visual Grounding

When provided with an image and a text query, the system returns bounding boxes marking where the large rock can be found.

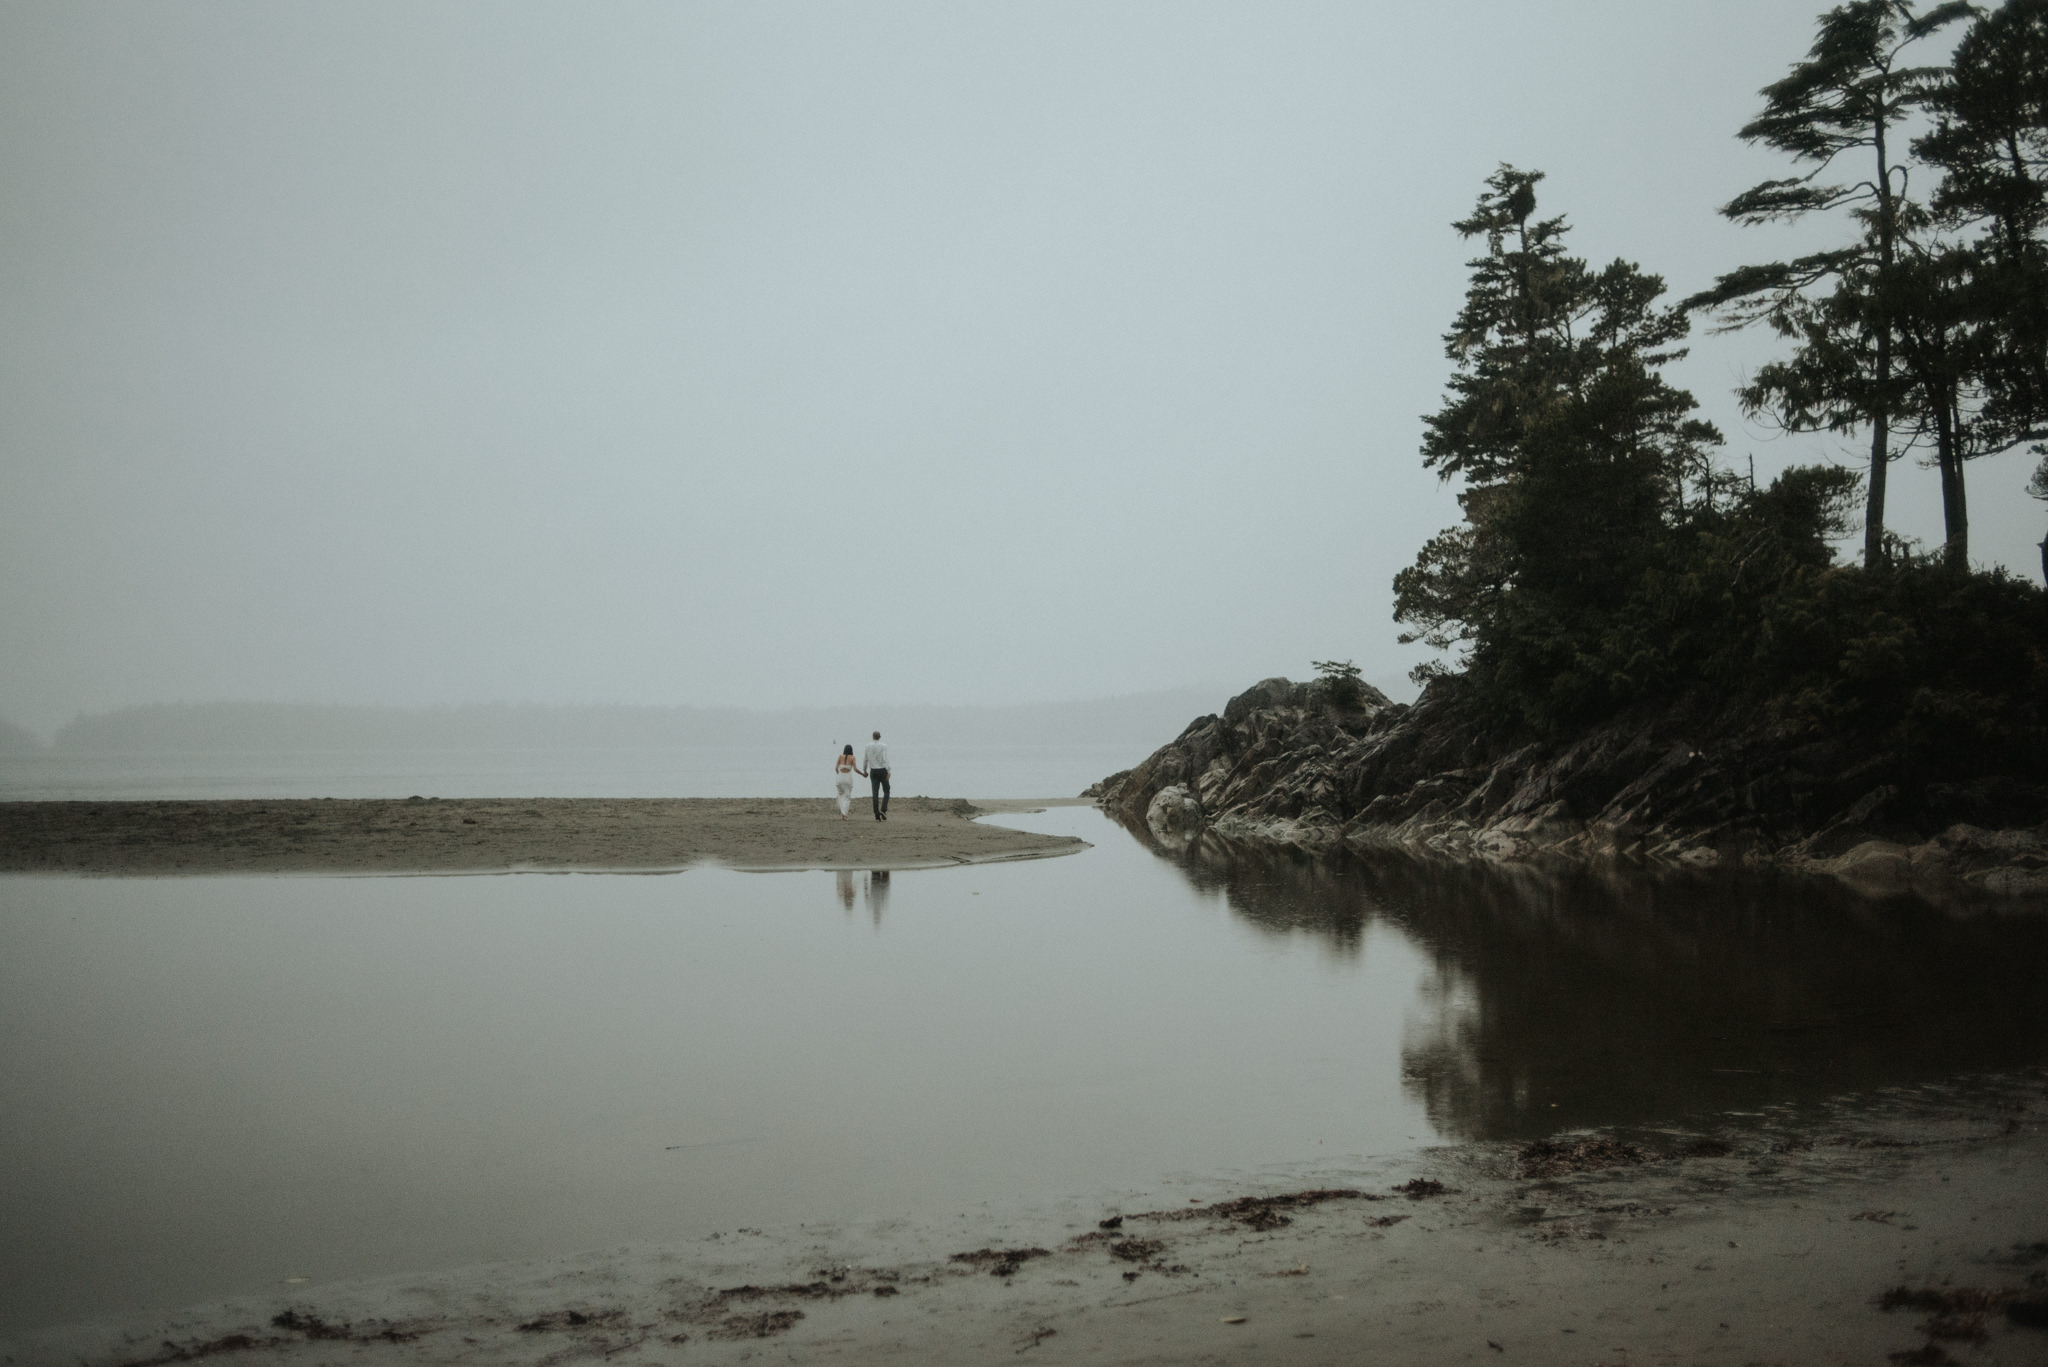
[1144,785,1204,843]
[1092,676,2048,899]
[1098,676,1399,849]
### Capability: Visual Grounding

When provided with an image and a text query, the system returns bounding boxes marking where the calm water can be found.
[0,743,1134,802]
[3,806,2046,1334]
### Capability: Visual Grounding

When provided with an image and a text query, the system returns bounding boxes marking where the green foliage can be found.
[1919,0,2048,460]
[1397,166,2048,758]
[1419,168,1712,492]
[1451,457,2048,765]
[1311,659,1368,708]
[1754,559,2048,774]
[1388,16,2048,764]
[1460,465,1863,732]
[1729,0,1967,188]
[1686,0,1971,566]
[1395,168,1725,723]
[1921,0,2048,244]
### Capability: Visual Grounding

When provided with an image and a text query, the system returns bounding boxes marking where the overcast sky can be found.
[2,1,2040,734]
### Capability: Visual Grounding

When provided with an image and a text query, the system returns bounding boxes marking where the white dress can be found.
[834,760,856,809]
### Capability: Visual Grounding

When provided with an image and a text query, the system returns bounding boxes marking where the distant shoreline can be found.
[3,689,1243,755]
[0,797,1094,876]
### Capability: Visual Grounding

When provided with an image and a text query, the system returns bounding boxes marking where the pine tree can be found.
[1684,0,1971,567]
[1395,168,1722,720]
[1919,0,2048,569]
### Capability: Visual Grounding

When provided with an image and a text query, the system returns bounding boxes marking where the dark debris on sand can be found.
[651,1268,912,1344]
[112,1309,431,1366]
[714,1267,905,1301]
[515,1308,627,1333]
[949,1247,1051,1278]
[1881,1285,2016,1315]
[1878,1277,2048,1358]
[112,1335,276,1367]
[1128,1187,1381,1233]
[1518,1137,1648,1179]
[271,1310,423,1345]
[707,1309,804,1340]
[1109,1239,1166,1262]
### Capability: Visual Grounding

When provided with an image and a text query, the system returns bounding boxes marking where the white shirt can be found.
[864,741,890,772]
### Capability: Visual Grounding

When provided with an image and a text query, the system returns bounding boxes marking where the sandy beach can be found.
[0,797,1092,875]
[9,1073,2044,1367]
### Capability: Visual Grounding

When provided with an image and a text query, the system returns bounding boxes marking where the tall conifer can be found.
[1920,0,2048,569]
[1397,169,1721,716]
[1685,0,1970,567]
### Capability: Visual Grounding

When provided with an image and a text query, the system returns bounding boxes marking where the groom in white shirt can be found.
[863,731,891,821]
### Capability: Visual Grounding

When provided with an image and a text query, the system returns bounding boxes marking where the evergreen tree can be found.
[1921,0,2048,298]
[1396,169,1722,723]
[1919,0,2048,567]
[1684,0,1971,567]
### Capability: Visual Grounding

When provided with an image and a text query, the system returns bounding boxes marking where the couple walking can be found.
[833,731,892,821]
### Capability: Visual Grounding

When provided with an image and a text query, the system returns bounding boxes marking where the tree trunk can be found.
[1937,390,1969,568]
[1948,447,1969,570]
[1866,118,1895,568]
[1866,367,1889,566]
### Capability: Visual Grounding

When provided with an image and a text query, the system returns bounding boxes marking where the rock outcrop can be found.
[1090,677,2048,899]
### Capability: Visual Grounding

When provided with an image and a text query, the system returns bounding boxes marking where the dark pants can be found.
[870,768,890,817]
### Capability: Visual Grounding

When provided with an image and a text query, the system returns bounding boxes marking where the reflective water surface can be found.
[3,806,2045,1334]
[1146,821,2048,1140]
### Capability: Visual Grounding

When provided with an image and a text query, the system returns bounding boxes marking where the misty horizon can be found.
[0,686,1258,799]
[11,683,1283,750]
[5,2,2043,743]
[0,677,1434,754]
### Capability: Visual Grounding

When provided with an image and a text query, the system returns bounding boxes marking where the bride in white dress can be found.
[833,744,865,819]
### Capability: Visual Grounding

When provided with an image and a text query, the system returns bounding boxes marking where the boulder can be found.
[1144,785,1203,840]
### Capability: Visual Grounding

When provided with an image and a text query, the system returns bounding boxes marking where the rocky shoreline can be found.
[1089,677,2048,901]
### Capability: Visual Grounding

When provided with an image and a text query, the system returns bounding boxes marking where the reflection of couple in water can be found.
[832,730,892,821]
[834,868,888,926]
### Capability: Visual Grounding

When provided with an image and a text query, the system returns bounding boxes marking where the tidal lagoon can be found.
[5,804,2045,1359]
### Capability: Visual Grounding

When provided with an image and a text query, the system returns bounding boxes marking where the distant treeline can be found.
[36,690,1226,755]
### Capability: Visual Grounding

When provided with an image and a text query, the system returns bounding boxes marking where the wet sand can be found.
[0,797,1092,875]
[13,1075,2045,1367]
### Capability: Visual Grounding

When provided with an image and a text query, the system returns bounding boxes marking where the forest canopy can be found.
[1394,0,2047,770]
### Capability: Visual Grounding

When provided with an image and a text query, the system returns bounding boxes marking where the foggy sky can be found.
[4,1,2041,736]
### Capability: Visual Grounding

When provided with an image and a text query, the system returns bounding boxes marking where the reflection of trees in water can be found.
[1118,816,2048,1142]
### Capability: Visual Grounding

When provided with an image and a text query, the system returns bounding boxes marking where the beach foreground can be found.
[0,797,1091,875]
[11,1075,2045,1367]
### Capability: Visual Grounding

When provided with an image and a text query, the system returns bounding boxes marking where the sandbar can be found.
[0,797,1093,876]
